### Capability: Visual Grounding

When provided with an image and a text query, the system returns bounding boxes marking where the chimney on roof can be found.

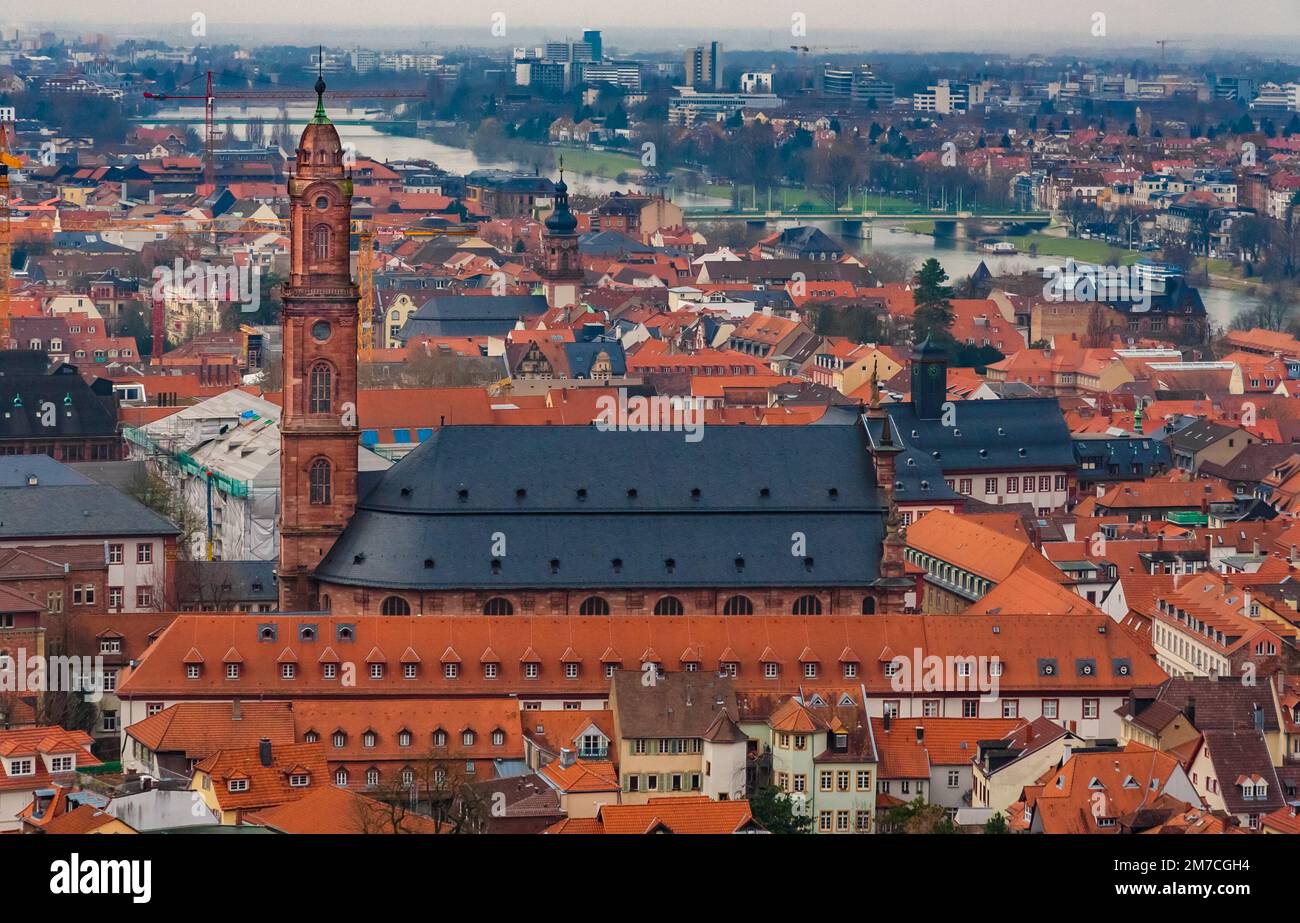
[1185,696,1196,728]
[232,699,242,721]
[915,725,924,744]
[258,737,273,768]
[559,747,576,768]
[882,713,892,732]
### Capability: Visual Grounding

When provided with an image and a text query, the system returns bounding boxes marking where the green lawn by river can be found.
[993,233,1141,265]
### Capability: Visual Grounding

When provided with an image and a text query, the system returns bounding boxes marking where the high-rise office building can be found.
[583,29,603,62]
[685,41,724,90]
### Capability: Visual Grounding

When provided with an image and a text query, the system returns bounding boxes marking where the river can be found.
[799,222,1262,332]
[148,105,1260,329]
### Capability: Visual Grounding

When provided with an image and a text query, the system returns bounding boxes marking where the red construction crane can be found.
[143,70,424,188]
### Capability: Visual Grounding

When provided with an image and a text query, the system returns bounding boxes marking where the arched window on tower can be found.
[862,596,876,615]
[309,458,332,505]
[309,361,333,414]
[313,224,331,260]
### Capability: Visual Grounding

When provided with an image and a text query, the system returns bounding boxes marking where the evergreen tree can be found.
[911,258,955,345]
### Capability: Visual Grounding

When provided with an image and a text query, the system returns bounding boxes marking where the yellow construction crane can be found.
[356,221,477,351]
[0,119,21,346]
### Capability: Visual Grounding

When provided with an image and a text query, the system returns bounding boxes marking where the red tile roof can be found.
[244,783,439,834]
[580,796,759,834]
[118,614,1168,700]
[125,702,295,759]
[0,726,100,792]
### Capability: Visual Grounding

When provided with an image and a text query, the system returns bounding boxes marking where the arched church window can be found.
[792,594,823,615]
[380,596,411,616]
[313,224,331,260]
[309,361,333,414]
[309,458,332,505]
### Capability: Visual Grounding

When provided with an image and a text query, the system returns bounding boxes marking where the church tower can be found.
[278,77,359,611]
[540,166,582,310]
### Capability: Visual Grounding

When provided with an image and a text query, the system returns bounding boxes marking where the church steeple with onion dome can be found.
[540,159,582,309]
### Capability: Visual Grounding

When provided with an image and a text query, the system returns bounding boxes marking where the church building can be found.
[276,89,904,616]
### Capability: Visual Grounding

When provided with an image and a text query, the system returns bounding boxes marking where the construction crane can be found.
[142,70,424,189]
[356,221,476,351]
[0,117,20,347]
[1155,39,1189,65]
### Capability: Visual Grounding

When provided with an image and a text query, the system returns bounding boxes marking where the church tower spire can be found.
[540,163,582,309]
[277,78,359,611]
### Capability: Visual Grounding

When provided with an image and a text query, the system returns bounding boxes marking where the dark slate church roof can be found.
[316,423,887,590]
[396,295,549,340]
[864,398,1075,504]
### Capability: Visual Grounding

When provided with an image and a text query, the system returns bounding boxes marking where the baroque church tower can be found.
[540,165,583,310]
[278,77,359,611]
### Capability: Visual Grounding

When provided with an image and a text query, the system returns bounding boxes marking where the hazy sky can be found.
[8,1,1300,53]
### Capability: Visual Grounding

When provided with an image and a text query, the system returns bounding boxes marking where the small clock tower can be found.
[277,77,359,611]
[540,167,582,310]
[910,335,948,421]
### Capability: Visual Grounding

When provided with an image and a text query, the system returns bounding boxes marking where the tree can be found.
[125,467,202,561]
[885,795,956,834]
[911,257,955,344]
[983,811,1009,834]
[748,785,812,833]
[1231,287,1293,332]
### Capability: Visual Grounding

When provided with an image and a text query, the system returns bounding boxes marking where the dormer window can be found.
[399,731,412,747]
[433,730,448,747]
[492,730,505,746]
[281,663,295,680]
[369,663,384,680]
[289,774,310,787]
[333,732,346,748]
[226,663,240,680]
[228,779,249,793]
[462,730,475,746]
[363,732,377,748]
[187,664,201,680]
